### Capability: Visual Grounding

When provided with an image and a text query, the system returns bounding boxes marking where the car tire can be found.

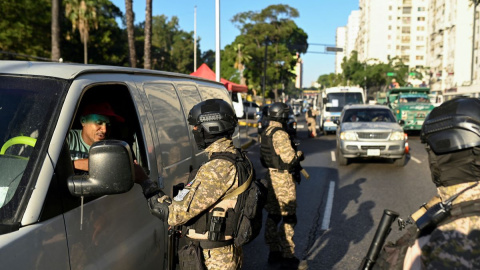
[394,155,406,167]
[337,148,348,166]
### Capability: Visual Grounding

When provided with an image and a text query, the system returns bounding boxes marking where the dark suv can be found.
[257,104,297,137]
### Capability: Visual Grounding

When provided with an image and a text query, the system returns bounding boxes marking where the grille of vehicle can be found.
[356,132,390,139]
[361,146,386,150]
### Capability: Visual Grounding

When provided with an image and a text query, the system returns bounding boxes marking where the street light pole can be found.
[471,0,480,83]
[262,37,268,105]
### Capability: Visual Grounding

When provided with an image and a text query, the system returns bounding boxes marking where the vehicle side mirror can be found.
[68,140,135,197]
[334,119,340,125]
[398,119,405,126]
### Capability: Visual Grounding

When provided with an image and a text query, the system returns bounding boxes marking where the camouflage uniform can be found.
[262,120,300,258]
[403,183,480,269]
[306,108,317,137]
[168,137,243,270]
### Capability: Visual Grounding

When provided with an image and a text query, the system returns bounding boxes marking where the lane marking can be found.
[321,181,335,230]
[297,124,305,128]
[331,151,336,162]
[410,156,421,164]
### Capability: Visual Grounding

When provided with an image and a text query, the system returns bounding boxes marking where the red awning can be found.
[190,63,248,93]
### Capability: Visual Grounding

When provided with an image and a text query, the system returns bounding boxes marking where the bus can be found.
[318,86,365,134]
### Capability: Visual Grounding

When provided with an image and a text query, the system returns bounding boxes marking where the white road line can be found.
[321,181,335,230]
[410,156,421,164]
[331,151,336,162]
[297,124,305,128]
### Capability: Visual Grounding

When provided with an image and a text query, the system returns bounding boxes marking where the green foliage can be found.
[0,0,51,60]
[224,4,308,97]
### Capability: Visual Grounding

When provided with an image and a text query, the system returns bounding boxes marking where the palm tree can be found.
[51,0,61,61]
[65,0,98,64]
[144,0,152,69]
[125,0,137,68]
[234,43,251,85]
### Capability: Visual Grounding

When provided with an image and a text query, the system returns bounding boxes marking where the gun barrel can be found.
[167,227,176,270]
[359,209,399,270]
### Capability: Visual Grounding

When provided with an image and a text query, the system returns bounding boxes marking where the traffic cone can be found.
[404,133,409,154]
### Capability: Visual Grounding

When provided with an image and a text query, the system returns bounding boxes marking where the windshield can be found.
[399,95,430,103]
[326,92,363,112]
[343,108,396,123]
[0,75,66,224]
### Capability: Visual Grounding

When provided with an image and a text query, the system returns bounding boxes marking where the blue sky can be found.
[111,0,359,87]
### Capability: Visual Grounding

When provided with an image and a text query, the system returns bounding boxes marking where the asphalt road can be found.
[240,116,436,270]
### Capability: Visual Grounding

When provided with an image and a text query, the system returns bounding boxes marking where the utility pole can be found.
[262,37,268,105]
[471,0,480,83]
[194,6,197,72]
[215,0,220,82]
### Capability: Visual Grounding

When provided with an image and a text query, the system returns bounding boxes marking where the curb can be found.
[241,138,256,150]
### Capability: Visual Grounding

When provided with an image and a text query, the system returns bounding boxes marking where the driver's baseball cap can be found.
[81,102,125,122]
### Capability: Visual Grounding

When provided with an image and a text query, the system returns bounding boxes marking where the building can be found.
[356,0,428,74]
[346,10,361,59]
[335,26,346,74]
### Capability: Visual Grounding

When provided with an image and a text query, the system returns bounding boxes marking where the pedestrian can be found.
[389,79,400,89]
[260,102,305,269]
[148,99,255,270]
[305,106,318,137]
[375,97,480,269]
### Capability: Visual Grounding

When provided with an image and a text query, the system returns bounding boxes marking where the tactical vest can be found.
[182,149,257,248]
[374,198,480,270]
[260,126,294,170]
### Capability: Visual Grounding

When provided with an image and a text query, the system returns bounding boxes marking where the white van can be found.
[0,61,240,269]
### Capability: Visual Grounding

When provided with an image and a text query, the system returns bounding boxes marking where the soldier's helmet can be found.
[421,97,480,154]
[188,99,238,136]
[268,102,290,122]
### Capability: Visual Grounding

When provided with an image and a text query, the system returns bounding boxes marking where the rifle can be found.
[359,209,399,270]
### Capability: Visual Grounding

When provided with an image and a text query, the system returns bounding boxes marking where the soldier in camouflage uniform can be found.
[149,99,250,270]
[260,102,304,268]
[376,97,480,269]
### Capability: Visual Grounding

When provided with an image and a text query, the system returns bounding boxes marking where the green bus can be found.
[387,87,435,131]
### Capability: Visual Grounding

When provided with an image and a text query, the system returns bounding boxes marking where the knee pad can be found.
[283,214,297,224]
[267,213,282,224]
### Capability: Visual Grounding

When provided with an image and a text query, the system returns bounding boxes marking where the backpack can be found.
[210,150,268,247]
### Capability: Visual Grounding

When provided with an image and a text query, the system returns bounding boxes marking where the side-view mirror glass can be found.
[68,140,135,197]
[398,119,405,126]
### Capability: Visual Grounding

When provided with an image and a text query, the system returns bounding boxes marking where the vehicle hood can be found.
[340,122,403,132]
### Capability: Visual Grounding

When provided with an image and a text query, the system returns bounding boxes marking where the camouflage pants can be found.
[203,244,242,270]
[264,169,297,258]
[307,117,316,136]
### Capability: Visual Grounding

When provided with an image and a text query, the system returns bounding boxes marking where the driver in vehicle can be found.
[67,102,125,171]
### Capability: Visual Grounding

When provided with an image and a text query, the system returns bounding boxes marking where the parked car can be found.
[0,61,240,269]
[242,101,260,119]
[335,104,406,166]
[257,104,297,137]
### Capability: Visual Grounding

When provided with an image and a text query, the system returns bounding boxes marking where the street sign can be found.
[326,47,343,52]
[387,72,396,76]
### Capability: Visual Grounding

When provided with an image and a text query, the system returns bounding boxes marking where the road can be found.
[240,115,436,270]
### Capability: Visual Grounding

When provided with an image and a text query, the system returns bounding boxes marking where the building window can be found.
[416,36,424,41]
[416,55,424,60]
[389,15,392,20]
[417,26,425,31]
[402,17,411,24]
[416,45,425,50]
[402,26,411,34]
[403,7,412,14]
[418,17,425,21]
[418,7,426,12]
[389,6,392,11]
[388,25,392,30]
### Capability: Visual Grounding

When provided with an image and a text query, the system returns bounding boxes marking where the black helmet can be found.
[188,99,237,149]
[268,102,290,121]
[421,97,480,154]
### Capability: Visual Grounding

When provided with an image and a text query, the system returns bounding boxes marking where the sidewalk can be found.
[238,119,258,149]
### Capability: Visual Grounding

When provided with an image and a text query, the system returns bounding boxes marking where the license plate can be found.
[367,149,380,156]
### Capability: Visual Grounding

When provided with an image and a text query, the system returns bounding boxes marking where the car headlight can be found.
[390,131,405,141]
[340,131,357,141]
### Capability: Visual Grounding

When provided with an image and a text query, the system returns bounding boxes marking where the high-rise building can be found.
[335,27,346,74]
[346,10,361,59]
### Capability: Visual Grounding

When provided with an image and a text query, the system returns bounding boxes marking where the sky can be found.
[111,0,359,87]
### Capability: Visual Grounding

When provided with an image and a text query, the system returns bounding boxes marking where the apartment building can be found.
[335,26,346,74]
[355,0,428,77]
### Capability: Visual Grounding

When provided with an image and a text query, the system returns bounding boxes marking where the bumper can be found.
[339,140,406,159]
[323,123,337,132]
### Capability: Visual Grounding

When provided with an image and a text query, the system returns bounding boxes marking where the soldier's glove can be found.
[148,191,171,222]
[297,151,305,162]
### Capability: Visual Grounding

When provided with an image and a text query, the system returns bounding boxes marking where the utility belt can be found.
[269,168,290,173]
[185,237,234,249]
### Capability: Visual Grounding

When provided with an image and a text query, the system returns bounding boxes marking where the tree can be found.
[233,43,251,85]
[125,0,137,67]
[226,4,308,98]
[51,0,61,61]
[144,0,152,69]
[65,0,99,64]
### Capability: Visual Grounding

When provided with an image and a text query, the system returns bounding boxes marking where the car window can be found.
[343,108,395,123]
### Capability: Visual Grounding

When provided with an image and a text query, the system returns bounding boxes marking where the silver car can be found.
[335,104,407,166]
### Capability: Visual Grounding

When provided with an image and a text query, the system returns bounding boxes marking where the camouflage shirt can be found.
[167,137,238,226]
[267,121,297,164]
[404,183,480,269]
